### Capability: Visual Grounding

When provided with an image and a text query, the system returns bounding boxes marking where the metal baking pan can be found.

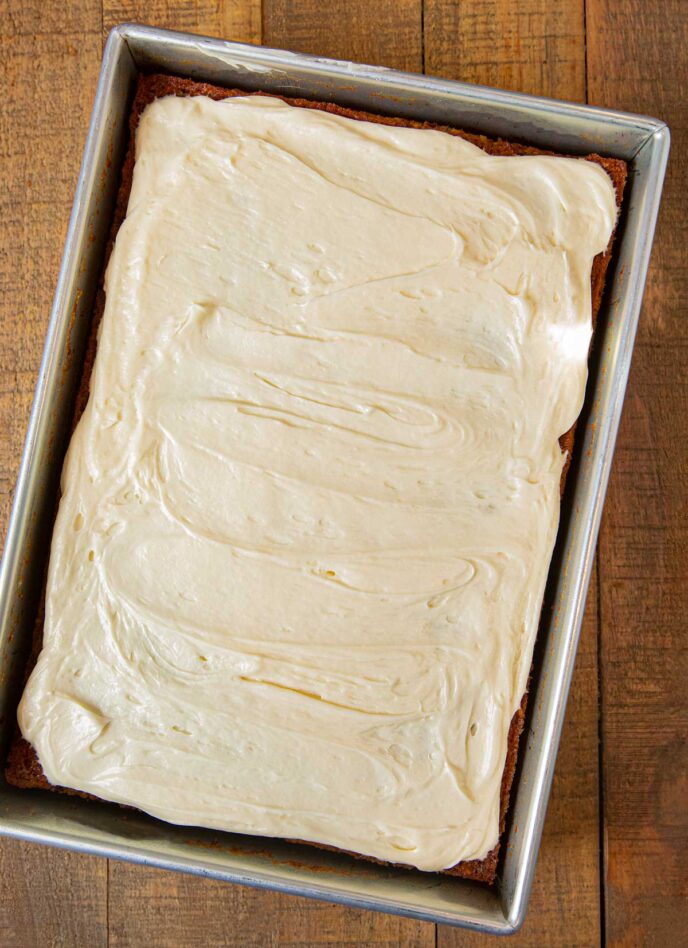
[0,23,669,934]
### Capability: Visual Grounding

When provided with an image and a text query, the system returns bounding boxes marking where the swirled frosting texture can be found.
[18,95,616,871]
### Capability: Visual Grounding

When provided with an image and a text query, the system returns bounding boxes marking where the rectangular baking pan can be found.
[0,23,669,934]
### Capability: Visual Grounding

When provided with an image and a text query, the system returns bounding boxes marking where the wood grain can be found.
[587,1,688,945]
[0,0,108,939]
[0,0,103,546]
[425,4,602,944]
[0,838,107,948]
[102,0,261,43]
[263,0,422,71]
[424,0,585,98]
[108,860,433,947]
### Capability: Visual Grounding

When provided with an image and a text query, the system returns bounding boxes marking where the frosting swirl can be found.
[18,94,616,870]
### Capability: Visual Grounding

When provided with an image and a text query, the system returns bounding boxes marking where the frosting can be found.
[18,94,616,871]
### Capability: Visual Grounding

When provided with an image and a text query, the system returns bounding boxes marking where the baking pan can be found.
[0,23,669,934]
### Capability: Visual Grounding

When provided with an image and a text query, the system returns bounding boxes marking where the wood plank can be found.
[108,860,432,947]
[587,1,688,944]
[102,0,261,43]
[99,1,432,944]
[424,3,603,945]
[424,0,585,98]
[0,839,107,948]
[0,0,103,547]
[0,2,108,940]
[263,0,422,71]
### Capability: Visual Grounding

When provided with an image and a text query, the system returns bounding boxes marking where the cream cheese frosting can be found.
[18,94,617,871]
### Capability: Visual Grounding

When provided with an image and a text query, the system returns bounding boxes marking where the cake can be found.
[5,75,626,883]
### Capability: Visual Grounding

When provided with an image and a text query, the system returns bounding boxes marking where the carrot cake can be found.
[9,76,624,880]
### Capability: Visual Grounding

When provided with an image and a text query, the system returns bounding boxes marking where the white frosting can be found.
[18,94,616,871]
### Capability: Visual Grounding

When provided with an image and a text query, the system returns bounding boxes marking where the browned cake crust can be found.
[5,74,627,884]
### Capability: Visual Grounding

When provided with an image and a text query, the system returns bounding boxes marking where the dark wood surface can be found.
[587,2,688,944]
[1,1,685,945]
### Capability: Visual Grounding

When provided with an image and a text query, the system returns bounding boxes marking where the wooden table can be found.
[1,2,685,944]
